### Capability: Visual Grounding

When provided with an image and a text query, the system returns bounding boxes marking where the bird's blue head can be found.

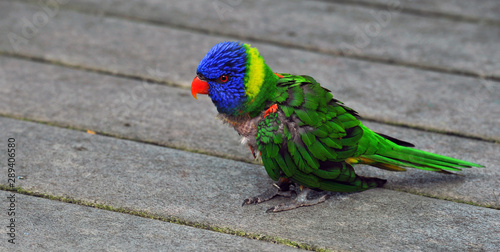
[191,41,278,116]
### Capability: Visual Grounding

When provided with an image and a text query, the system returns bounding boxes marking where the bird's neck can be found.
[240,64,278,117]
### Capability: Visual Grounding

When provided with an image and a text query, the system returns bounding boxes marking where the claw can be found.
[266,188,330,213]
[242,197,261,206]
[242,178,293,206]
[266,207,276,213]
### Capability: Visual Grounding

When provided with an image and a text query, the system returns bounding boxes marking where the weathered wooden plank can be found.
[0,191,300,251]
[48,0,500,77]
[1,117,498,251]
[0,2,498,141]
[0,57,497,207]
[324,0,500,23]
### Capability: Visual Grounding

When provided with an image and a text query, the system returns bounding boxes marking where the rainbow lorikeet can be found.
[191,41,483,212]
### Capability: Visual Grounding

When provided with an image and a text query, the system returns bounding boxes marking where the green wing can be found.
[256,74,483,192]
[256,74,382,191]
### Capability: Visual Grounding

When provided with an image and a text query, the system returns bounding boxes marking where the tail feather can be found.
[365,154,447,172]
[394,146,480,167]
[363,145,484,172]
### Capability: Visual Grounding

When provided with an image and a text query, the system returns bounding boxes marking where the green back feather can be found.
[255,73,483,192]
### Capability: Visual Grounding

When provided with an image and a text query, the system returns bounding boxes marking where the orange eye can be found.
[219,74,229,83]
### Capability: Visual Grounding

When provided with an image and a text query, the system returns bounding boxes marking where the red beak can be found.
[191,76,209,99]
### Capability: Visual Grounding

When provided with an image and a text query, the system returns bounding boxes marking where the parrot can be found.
[191,41,484,212]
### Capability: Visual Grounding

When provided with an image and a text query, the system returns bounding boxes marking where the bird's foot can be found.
[242,178,294,206]
[266,187,330,213]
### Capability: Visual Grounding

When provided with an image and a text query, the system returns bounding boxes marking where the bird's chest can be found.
[217,114,261,158]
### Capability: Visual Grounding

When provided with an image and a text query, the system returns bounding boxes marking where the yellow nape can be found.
[243,44,266,100]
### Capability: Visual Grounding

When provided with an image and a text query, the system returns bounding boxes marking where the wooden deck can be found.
[0,0,499,251]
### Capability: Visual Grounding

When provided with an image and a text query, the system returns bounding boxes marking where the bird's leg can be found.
[266,187,330,213]
[242,178,294,205]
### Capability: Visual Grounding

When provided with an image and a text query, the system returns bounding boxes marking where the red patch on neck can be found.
[274,73,284,78]
[264,104,278,118]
